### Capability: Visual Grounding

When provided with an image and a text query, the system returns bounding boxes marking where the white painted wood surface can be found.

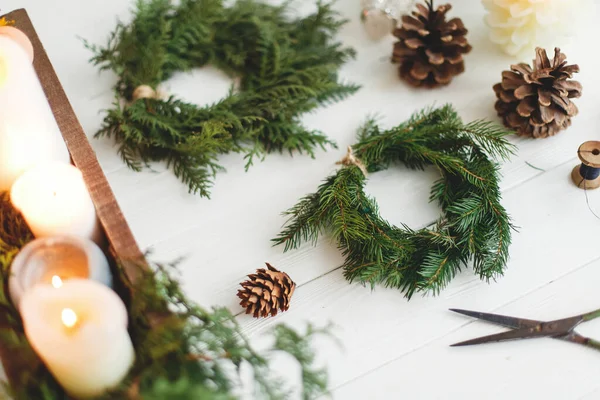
[4,0,600,398]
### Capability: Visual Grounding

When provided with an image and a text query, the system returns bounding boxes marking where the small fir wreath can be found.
[86,0,359,197]
[274,105,516,298]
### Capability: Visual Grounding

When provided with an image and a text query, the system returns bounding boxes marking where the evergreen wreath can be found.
[274,105,516,298]
[86,0,359,198]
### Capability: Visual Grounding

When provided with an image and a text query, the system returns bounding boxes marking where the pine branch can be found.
[273,192,322,251]
[272,324,331,400]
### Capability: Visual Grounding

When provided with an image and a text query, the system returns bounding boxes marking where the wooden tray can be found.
[0,8,145,388]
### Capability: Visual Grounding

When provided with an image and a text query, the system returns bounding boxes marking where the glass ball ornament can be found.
[360,0,416,40]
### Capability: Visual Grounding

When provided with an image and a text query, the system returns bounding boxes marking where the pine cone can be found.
[493,47,582,138]
[237,263,296,318]
[392,0,471,88]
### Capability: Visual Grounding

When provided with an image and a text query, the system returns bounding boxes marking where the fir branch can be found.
[274,105,516,298]
[272,324,331,400]
[88,0,358,196]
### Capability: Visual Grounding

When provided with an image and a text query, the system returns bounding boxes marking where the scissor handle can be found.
[582,308,600,322]
[562,332,600,352]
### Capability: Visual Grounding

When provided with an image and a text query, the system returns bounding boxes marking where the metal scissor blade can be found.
[450,308,542,329]
[451,326,548,347]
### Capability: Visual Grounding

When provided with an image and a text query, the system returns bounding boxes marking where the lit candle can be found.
[20,279,135,398]
[10,163,102,243]
[0,34,70,191]
[8,236,112,306]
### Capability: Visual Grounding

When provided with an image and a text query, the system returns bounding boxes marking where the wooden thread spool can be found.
[572,141,600,189]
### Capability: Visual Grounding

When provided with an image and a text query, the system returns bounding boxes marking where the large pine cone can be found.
[392,1,472,88]
[493,47,582,138]
[237,263,296,318]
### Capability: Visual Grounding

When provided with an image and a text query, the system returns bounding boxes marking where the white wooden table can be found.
[5,0,600,398]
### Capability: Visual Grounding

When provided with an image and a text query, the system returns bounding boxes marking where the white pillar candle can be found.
[8,236,112,307]
[0,34,70,191]
[0,26,34,62]
[20,279,134,398]
[10,162,102,243]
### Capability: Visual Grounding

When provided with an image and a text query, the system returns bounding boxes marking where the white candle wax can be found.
[10,163,102,243]
[8,236,112,307]
[20,279,134,398]
[0,34,70,191]
[0,26,34,62]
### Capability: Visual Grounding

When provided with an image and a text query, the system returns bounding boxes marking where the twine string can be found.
[578,162,600,221]
[336,146,368,177]
[131,84,166,102]
[583,178,600,221]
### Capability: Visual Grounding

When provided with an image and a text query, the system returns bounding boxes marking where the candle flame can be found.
[61,308,78,329]
[51,275,63,288]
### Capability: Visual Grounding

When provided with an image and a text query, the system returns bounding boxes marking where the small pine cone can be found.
[493,47,582,139]
[392,0,472,88]
[237,263,296,318]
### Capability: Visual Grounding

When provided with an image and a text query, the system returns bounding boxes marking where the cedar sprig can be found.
[0,195,331,399]
[273,105,516,298]
[86,0,359,197]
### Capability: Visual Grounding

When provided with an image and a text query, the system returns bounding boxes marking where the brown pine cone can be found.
[493,47,582,138]
[392,0,472,88]
[0,191,32,247]
[237,263,296,318]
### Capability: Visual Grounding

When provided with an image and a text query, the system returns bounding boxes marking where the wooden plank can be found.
[83,1,600,395]
[91,0,600,311]
[3,1,598,398]
[234,161,600,393]
[331,255,600,399]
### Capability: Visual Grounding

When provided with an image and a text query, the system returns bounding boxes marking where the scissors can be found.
[450,308,600,351]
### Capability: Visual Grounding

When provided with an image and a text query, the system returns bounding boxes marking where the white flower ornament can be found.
[482,0,587,56]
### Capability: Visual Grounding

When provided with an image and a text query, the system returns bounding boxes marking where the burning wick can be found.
[61,308,78,329]
[51,275,63,288]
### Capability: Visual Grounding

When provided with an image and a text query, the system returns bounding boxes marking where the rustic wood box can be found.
[0,8,145,390]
